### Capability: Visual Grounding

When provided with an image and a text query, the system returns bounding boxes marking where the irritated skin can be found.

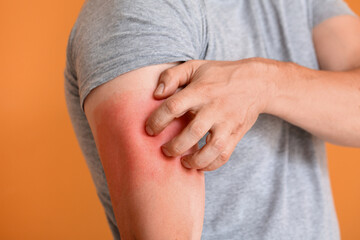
[84,64,204,240]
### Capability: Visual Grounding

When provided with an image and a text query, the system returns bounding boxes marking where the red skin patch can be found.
[91,89,204,237]
[94,90,202,185]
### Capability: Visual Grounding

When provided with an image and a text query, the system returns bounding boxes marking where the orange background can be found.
[0,0,359,239]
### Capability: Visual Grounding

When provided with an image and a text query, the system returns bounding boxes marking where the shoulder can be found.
[67,0,207,110]
[75,0,205,27]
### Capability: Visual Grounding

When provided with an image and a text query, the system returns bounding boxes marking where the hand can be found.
[145,58,278,171]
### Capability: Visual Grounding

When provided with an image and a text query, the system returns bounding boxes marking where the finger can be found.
[146,87,202,136]
[180,122,232,169]
[200,131,243,172]
[202,112,259,171]
[161,107,216,157]
[154,60,204,99]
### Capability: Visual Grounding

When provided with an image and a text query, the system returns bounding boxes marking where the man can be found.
[65,0,360,239]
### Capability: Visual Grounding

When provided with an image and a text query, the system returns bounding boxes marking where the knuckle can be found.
[238,112,248,126]
[238,114,246,126]
[188,59,204,67]
[165,98,181,115]
[212,137,226,152]
[189,121,205,139]
[161,69,173,81]
[218,152,229,162]
[191,156,205,169]
[170,142,183,156]
[233,122,243,135]
[187,59,197,65]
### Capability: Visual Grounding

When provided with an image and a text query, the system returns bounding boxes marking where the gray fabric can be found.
[64,0,355,239]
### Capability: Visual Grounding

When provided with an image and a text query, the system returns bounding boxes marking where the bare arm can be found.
[84,63,205,239]
[266,15,360,147]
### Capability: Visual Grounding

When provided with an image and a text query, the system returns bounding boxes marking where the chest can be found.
[203,0,318,69]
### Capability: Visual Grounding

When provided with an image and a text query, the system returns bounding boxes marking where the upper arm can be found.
[84,63,204,239]
[68,0,207,238]
[313,15,360,71]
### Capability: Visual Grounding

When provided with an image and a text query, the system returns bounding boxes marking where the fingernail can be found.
[146,125,154,136]
[154,83,164,96]
[161,145,172,157]
[181,158,191,169]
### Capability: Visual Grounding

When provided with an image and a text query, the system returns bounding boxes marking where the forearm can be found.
[266,62,360,147]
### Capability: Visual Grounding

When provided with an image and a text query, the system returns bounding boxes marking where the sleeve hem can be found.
[312,0,355,28]
[79,57,193,112]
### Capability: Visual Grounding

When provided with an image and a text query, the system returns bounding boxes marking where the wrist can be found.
[260,59,290,115]
[263,61,314,118]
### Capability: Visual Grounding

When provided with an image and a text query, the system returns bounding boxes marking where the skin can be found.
[145,15,360,171]
[84,64,204,240]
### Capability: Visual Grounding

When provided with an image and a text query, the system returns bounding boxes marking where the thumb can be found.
[154,60,203,99]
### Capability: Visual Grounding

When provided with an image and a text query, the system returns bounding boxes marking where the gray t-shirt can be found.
[64,0,355,239]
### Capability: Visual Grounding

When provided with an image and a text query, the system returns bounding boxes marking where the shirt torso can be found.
[200,1,338,239]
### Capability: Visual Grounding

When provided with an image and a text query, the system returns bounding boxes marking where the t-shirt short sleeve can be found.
[67,0,207,110]
[309,0,356,28]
